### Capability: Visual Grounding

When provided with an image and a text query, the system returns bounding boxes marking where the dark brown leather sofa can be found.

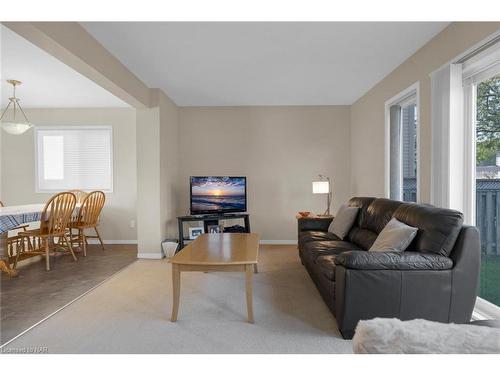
[298,197,480,339]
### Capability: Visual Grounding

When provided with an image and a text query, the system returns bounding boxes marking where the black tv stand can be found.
[177,213,250,251]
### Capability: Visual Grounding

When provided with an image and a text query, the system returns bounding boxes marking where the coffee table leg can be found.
[253,263,258,274]
[171,263,180,322]
[245,264,254,323]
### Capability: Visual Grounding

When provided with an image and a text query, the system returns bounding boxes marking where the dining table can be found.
[0,203,80,277]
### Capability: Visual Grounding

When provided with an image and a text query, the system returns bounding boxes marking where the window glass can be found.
[36,126,113,192]
[476,74,500,306]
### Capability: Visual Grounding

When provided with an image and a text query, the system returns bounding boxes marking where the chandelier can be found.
[0,80,34,135]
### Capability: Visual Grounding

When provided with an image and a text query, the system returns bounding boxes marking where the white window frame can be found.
[34,125,114,193]
[462,43,500,225]
[384,82,421,202]
[459,36,500,320]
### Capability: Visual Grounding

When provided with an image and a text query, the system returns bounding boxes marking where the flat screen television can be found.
[190,176,247,215]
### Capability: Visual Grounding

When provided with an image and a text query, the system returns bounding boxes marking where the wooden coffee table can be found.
[169,233,259,323]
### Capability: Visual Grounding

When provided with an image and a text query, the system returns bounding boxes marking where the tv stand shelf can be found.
[177,213,250,252]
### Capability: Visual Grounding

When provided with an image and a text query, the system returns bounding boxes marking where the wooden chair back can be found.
[68,190,88,204]
[76,191,106,226]
[40,192,77,235]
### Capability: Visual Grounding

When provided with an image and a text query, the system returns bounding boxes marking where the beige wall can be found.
[136,106,161,251]
[136,90,179,257]
[178,106,351,241]
[158,91,179,240]
[0,108,137,241]
[350,22,500,202]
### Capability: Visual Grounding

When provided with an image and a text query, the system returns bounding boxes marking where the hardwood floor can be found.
[0,244,137,345]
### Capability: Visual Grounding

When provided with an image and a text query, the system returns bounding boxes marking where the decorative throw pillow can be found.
[369,218,418,253]
[328,204,359,240]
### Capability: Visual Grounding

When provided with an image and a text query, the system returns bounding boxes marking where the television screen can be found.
[190,176,247,214]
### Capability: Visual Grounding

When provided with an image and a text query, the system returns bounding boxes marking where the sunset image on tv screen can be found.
[191,177,246,213]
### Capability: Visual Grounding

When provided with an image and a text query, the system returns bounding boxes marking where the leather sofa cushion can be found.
[345,197,377,250]
[334,250,454,270]
[299,231,340,244]
[346,198,403,250]
[346,227,378,251]
[303,240,362,263]
[393,203,464,256]
[346,197,376,227]
[362,198,405,233]
[299,231,339,251]
[317,255,337,281]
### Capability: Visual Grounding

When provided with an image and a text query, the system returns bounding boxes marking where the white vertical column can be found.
[430,63,465,211]
[136,90,179,259]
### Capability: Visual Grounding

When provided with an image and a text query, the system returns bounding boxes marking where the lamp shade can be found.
[312,180,329,194]
[1,121,33,135]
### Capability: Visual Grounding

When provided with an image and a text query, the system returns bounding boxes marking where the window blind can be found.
[35,126,113,192]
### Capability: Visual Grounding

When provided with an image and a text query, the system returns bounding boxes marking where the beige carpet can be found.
[1,245,352,353]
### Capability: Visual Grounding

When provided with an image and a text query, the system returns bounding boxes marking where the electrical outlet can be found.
[129,220,136,229]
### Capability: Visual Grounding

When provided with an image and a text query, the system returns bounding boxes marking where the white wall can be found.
[0,108,137,241]
[178,106,351,241]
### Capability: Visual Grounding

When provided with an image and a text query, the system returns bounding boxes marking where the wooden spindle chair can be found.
[0,200,32,271]
[68,189,88,204]
[18,192,77,271]
[68,191,106,256]
[58,190,86,247]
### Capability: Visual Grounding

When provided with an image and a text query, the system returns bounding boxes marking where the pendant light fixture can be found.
[0,79,34,135]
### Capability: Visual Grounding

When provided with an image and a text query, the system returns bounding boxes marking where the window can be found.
[385,83,419,202]
[35,126,113,192]
[475,74,500,308]
[461,38,500,313]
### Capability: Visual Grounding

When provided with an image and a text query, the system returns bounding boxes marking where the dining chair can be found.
[68,191,106,256]
[52,190,85,247]
[68,190,88,204]
[0,200,32,270]
[18,192,77,271]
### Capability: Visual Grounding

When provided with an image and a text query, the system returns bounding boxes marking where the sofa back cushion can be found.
[347,197,376,227]
[345,197,376,250]
[347,198,404,250]
[393,203,464,256]
[363,198,406,233]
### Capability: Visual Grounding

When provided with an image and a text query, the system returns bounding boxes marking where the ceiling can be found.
[0,25,128,108]
[82,22,449,106]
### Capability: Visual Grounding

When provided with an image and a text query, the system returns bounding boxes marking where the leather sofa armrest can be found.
[297,217,333,232]
[334,251,453,271]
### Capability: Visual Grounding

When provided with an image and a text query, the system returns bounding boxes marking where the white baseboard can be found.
[259,240,297,245]
[137,252,165,259]
[474,297,500,320]
[86,239,137,245]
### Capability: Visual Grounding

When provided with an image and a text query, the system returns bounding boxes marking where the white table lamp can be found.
[312,175,332,216]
